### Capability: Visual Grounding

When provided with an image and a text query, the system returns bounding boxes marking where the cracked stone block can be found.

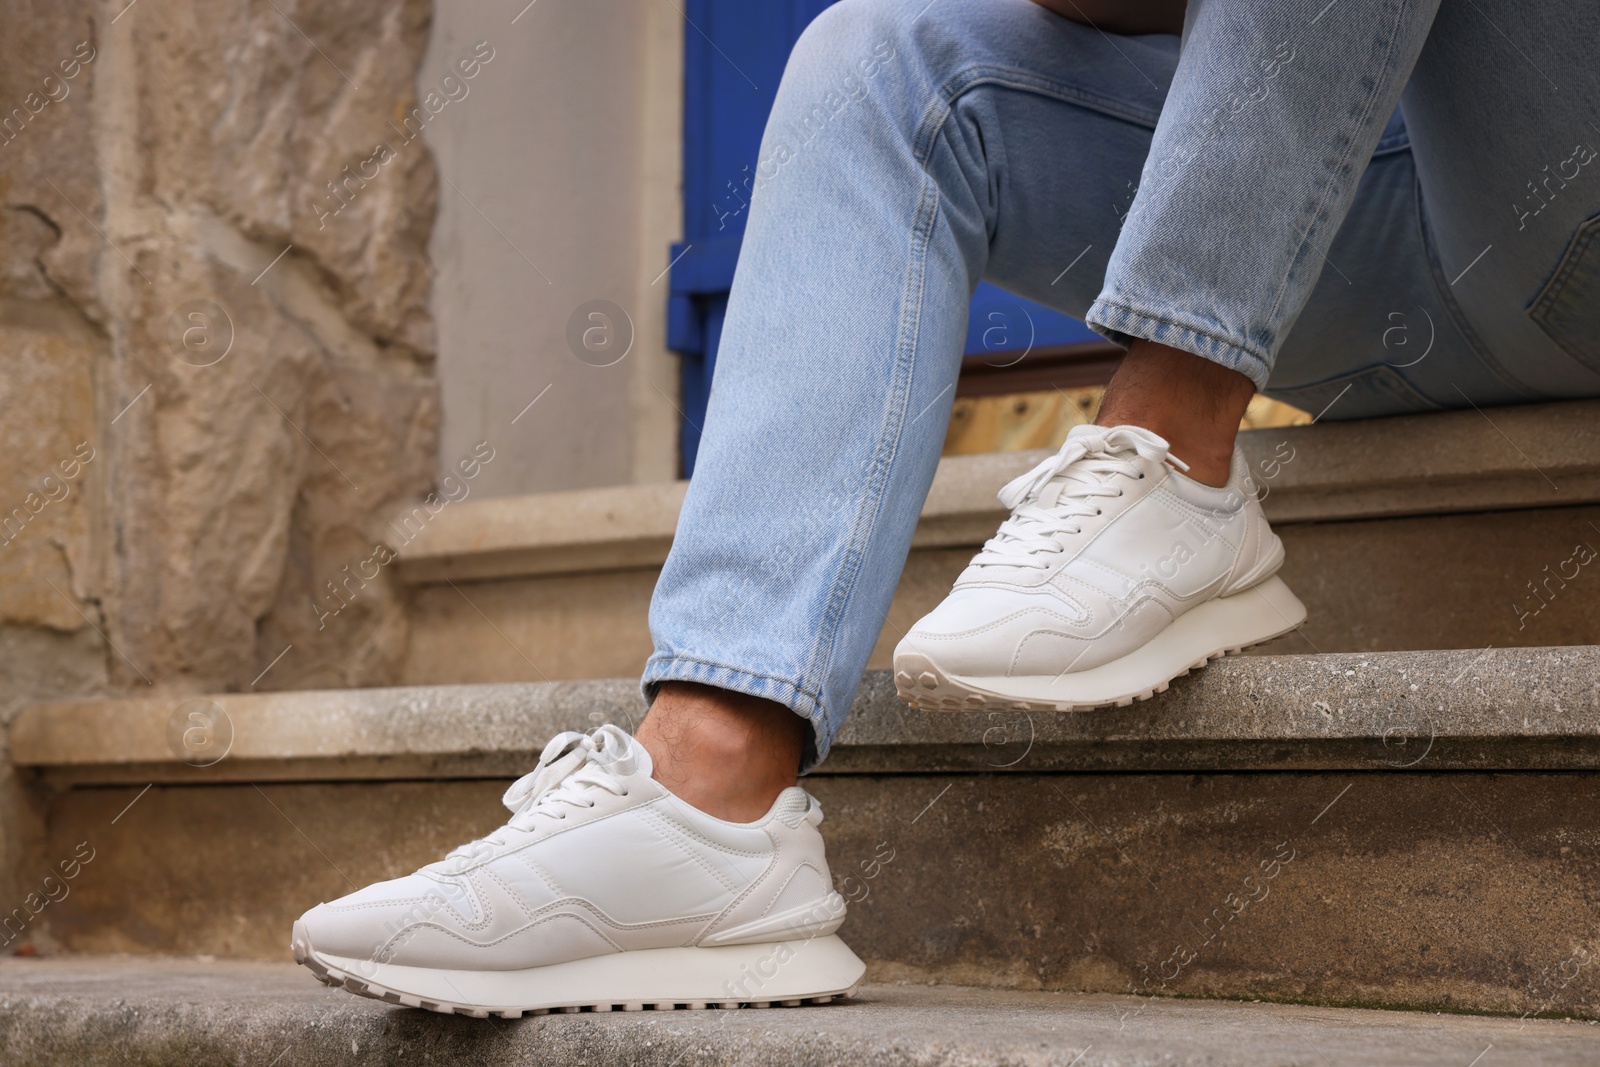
[0,327,97,632]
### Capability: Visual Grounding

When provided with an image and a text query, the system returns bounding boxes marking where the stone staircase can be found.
[2,959,1597,1066]
[393,398,1600,683]
[6,399,1600,1063]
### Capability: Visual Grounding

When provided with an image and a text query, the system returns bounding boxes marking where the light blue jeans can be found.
[645,0,1600,768]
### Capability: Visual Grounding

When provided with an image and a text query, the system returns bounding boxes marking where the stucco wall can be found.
[422,0,682,496]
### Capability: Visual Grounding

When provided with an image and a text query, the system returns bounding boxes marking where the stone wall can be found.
[0,0,443,899]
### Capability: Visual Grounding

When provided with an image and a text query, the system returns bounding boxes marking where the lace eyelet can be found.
[1095,509,1102,515]
[1138,473,1145,479]
[621,789,630,796]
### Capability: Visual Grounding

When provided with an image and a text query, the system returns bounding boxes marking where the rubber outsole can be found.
[291,922,862,1019]
[895,575,1307,712]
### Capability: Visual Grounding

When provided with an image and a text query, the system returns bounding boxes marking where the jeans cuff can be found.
[1085,298,1272,391]
[640,654,831,773]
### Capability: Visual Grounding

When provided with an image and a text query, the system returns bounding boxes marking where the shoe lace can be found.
[972,426,1185,570]
[435,724,635,869]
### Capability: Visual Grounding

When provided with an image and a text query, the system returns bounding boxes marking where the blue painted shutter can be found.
[667,0,1097,475]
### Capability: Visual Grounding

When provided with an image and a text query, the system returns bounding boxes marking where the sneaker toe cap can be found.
[298,873,473,961]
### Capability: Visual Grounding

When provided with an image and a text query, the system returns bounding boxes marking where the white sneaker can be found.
[894,424,1306,711]
[291,724,864,1017]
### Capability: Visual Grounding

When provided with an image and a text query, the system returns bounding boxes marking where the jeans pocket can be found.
[1527,210,1600,375]
[1264,364,1442,421]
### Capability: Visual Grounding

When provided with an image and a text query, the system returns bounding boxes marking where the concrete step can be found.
[387,400,1600,686]
[0,959,1596,1066]
[15,647,1600,783]
[12,647,1600,1019]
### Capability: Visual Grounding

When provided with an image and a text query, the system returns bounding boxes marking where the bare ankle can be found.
[1095,340,1255,488]
[635,682,809,822]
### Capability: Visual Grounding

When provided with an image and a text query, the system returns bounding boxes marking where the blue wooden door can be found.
[667,0,1098,475]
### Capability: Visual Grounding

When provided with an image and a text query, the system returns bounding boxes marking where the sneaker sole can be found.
[291,921,866,1018]
[895,575,1307,712]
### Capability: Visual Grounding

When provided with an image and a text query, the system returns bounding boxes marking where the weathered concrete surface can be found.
[1274,504,1600,653]
[397,504,1600,687]
[818,772,1600,1017]
[0,626,104,974]
[38,779,505,959]
[396,480,686,583]
[19,649,1595,783]
[0,961,1594,1067]
[394,399,1600,583]
[16,650,1598,1013]
[833,647,1600,773]
[28,766,1600,1017]
[402,564,662,689]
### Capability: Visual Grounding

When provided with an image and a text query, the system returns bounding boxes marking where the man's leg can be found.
[637,682,808,821]
[297,3,1194,1011]
[1089,0,1600,453]
[641,0,1183,794]
[1090,0,1440,386]
[1094,342,1255,487]
[1383,0,1600,403]
[1082,0,1442,476]
[894,0,1600,716]
[894,0,1521,713]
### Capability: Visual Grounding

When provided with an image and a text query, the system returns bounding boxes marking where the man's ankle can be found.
[635,682,809,822]
[1094,340,1255,488]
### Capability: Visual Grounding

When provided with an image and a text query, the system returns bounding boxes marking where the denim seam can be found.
[1264,0,1408,331]
[800,177,940,727]
[642,653,823,708]
[642,654,829,767]
[1525,211,1600,376]
[1527,217,1597,319]
[1280,363,1442,412]
[1089,298,1271,383]
[911,65,1164,169]
[1091,299,1256,351]
[1412,172,1547,402]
